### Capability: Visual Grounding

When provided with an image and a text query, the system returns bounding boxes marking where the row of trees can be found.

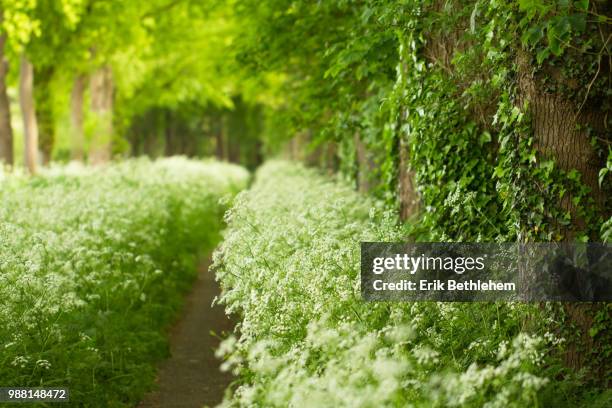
[0,0,271,173]
[1,0,121,172]
[126,98,264,170]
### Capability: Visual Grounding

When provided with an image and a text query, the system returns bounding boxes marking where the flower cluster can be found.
[0,157,248,406]
[214,161,568,407]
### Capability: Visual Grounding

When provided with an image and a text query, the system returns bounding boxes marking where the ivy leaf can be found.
[557,0,570,9]
[567,169,581,181]
[576,234,589,243]
[546,16,572,56]
[511,106,522,121]
[519,0,549,17]
[521,25,544,46]
[540,160,554,172]
[599,167,609,187]
[567,13,587,33]
[536,48,551,64]
[469,2,480,34]
[576,0,589,12]
[547,25,563,56]
[479,131,492,144]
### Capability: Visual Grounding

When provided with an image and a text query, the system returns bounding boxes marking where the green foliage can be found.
[232,0,610,243]
[390,30,507,241]
[214,161,600,408]
[232,0,399,155]
[519,0,590,60]
[0,0,270,162]
[0,158,248,406]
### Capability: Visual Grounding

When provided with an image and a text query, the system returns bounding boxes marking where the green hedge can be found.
[0,157,248,406]
[214,161,610,408]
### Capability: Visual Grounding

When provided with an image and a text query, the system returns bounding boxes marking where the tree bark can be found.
[324,141,338,175]
[517,50,608,379]
[253,137,263,168]
[517,52,605,212]
[214,114,224,160]
[70,74,85,161]
[89,65,113,164]
[164,110,173,156]
[227,124,240,163]
[353,132,377,193]
[34,66,55,165]
[19,55,38,174]
[215,130,224,160]
[0,27,13,166]
[398,135,420,221]
[218,114,229,161]
[397,53,420,221]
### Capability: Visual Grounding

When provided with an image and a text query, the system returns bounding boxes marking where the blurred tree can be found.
[70,74,85,160]
[0,9,12,165]
[0,0,86,170]
[19,54,37,173]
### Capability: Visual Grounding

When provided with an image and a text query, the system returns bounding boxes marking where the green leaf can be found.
[576,234,589,243]
[522,25,544,46]
[547,28,563,56]
[567,13,587,33]
[536,48,551,64]
[599,167,609,187]
[479,131,492,144]
[557,0,570,9]
[576,0,589,12]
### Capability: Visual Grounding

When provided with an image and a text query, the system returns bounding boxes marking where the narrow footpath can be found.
[139,258,233,408]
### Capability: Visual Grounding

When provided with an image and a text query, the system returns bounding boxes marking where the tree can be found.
[70,74,85,160]
[89,64,112,163]
[0,0,41,167]
[0,10,12,166]
[19,54,38,173]
[33,65,53,164]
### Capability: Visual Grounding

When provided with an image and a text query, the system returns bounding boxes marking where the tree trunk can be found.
[0,28,13,166]
[34,66,55,165]
[163,110,172,156]
[89,65,113,164]
[324,141,338,175]
[215,114,224,160]
[227,118,241,163]
[253,137,263,167]
[70,74,85,161]
[396,38,420,221]
[142,110,156,157]
[353,132,377,193]
[397,59,419,220]
[215,130,224,159]
[398,135,420,221]
[517,51,608,378]
[19,55,38,174]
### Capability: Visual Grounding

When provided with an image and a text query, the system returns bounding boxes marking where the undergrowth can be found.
[0,157,248,406]
[214,161,610,408]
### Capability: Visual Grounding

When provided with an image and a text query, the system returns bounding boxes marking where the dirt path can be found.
[139,257,233,408]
